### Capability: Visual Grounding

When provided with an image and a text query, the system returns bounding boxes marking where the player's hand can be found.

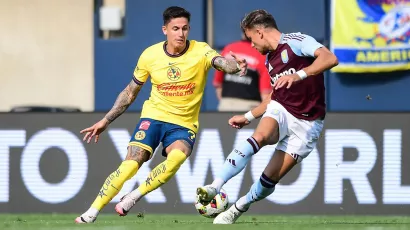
[273,74,302,90]
[80,118,110,143]
[230,51,247,76]
[228,115,251,129]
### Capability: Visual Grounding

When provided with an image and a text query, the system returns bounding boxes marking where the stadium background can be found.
[1,0,410,228]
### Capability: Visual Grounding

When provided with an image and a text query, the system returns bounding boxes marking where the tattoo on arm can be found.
[105,80,143,123]
[213,57,240,74]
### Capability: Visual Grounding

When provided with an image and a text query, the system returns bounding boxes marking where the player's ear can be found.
[162,26,167,35]
[256,29,263,39]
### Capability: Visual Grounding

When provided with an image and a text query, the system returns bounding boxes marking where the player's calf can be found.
[75,146,151,223]
[197,136,260,205]
[115,148,188,214]
[213,173,276,225]
[235,173,277,211]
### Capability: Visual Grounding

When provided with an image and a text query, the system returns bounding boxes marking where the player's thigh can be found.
[128,118,162,161]
[253,117,279,146]
[263,118,324,182]
[263,149,297,182]
[255,101,289,146]
[277,118,324,162]
[163,126,196,157]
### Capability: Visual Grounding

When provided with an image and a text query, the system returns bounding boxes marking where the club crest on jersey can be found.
[134,131,146,140]
[281,50,289,63]
[167,66,181,81]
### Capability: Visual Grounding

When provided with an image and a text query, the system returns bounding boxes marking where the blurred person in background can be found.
[75,6,247,224]
[213,33,271,112]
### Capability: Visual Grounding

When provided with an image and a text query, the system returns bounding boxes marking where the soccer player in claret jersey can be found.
[75,6,247,224]
[196,9,339,224]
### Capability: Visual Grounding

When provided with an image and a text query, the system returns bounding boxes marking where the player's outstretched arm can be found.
[105,80,143,123]
[80,80,143,144]
[229,92,272,129]
[213,52,247,75]
[249,91,272,119]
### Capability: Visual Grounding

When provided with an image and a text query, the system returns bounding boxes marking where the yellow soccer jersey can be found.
[133,40,220,132]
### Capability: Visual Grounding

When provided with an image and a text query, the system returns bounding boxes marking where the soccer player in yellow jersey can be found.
[75,6,247,223]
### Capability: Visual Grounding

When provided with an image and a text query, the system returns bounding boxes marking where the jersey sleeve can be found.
[132,49,150,85]
[300,35,324,57]
[201,43,221,70]
[287,33,324,58]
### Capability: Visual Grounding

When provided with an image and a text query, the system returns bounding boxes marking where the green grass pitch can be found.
[1,214,410,230]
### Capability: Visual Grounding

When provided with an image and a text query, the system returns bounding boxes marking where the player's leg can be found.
[214,117,324,224]
[75,146,150,223]
[75,119,158,223]
[197,101,286,203]
[116,126,195,214]
[139,139,191,193]
[213,149,297,224]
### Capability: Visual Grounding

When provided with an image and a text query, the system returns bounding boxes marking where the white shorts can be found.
[262,100,324,163]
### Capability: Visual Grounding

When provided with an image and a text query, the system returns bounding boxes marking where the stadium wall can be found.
[1,113,409,214]
[94,0,326,112]
[0,0,94,112]
[94,0,410,112]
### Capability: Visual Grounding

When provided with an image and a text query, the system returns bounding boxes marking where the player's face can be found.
[244,28,270,55]
[163,17,190,49]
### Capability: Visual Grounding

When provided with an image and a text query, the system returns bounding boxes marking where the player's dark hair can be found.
[163,6,191,25]
[241,10,278,31]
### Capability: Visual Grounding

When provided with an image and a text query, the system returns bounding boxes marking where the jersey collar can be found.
[279,33,285,44]
[163,40,190,58]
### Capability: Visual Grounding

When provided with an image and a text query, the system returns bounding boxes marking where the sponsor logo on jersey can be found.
[270,68,296,84]
[156,82,196,96]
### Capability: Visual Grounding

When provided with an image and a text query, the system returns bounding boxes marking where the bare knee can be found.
[125,146,151,165]
[165,140,192,157]
[252,132,278,147]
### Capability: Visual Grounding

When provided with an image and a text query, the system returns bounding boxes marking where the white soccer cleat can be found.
[115,194,138,216]
[74,215,96,224]
[213,204,244,224]
[196,185,217,204]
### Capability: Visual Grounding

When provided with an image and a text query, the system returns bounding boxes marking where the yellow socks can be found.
[91,160,139,211]
[89,150,187,211]
[137,149,187,195]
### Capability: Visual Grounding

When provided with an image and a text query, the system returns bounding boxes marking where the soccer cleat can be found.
[213,204,245,224]
[196,185,217,204]
[115,194,137,216]
[74,215,96,224]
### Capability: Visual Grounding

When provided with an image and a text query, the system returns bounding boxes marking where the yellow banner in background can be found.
[331,0,410,73]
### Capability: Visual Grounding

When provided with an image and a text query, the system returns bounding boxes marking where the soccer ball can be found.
[195,188,229,218]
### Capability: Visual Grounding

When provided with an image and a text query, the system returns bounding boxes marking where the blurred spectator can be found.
[213,33,271,112]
